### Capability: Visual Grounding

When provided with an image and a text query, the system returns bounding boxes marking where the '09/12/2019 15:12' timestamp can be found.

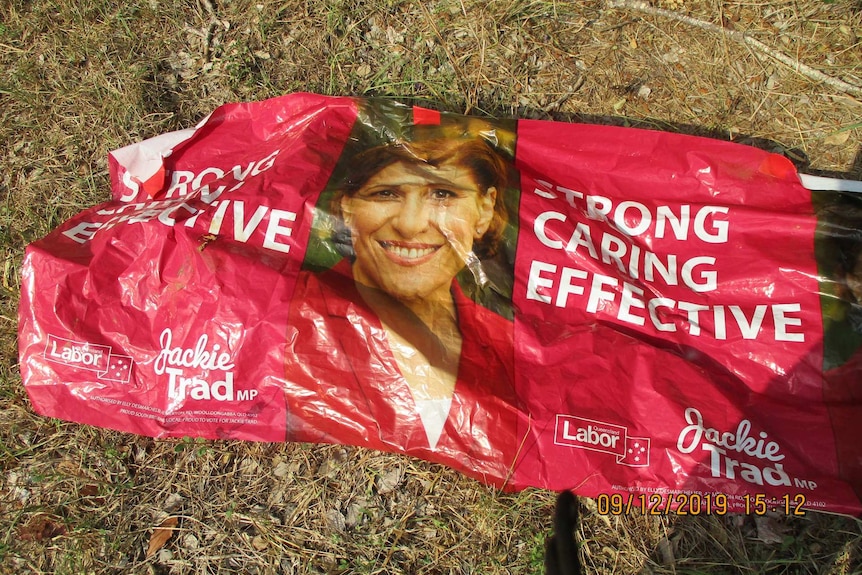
[596,492,807,516]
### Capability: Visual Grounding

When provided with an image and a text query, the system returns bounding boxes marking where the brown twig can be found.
[417,1,476,113]
[608,0,862,99]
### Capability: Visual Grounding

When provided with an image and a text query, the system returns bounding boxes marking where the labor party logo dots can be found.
[555,414,651,467]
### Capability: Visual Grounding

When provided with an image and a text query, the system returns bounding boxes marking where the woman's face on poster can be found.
[341,160,496,302]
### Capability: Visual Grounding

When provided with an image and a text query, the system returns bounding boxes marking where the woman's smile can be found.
[378,241,441,265]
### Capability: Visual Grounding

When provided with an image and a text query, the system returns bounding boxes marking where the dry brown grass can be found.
[2,0,862,573]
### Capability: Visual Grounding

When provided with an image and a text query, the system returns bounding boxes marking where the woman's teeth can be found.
[383,243,437,259]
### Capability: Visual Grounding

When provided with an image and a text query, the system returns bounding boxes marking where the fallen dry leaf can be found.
[18,515,66,541]
[656,536,676,565]
[823,130,851,146]
[753,515,784,544]
[78,484,99,497]
[325,509,347,532]
[146,516,179,558]
[252,535,268,551]
[377,467,403,494]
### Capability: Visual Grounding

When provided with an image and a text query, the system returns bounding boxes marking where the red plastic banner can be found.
[19,94,862,516]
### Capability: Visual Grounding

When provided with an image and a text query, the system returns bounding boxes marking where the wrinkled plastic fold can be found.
[18,93,862,516]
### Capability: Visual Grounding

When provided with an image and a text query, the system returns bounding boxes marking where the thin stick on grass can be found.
[416,1,476,113]
[608,0,862,99]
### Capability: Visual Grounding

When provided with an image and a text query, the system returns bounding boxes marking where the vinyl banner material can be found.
[19,94,862,516]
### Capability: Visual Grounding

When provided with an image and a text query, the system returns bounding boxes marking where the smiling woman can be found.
[282,105,523,487]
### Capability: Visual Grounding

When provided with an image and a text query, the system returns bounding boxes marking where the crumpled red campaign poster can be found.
[19,93,862,516]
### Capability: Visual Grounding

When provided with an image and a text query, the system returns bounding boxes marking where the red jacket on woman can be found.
[284,260,524,488]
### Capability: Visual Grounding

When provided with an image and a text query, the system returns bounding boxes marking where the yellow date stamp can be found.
[596,492,807,516]
[742,493,806,516]
[597,492,730,515]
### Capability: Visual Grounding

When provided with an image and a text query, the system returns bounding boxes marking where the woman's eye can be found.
[370,189,397,199]
[431,188,456,200]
